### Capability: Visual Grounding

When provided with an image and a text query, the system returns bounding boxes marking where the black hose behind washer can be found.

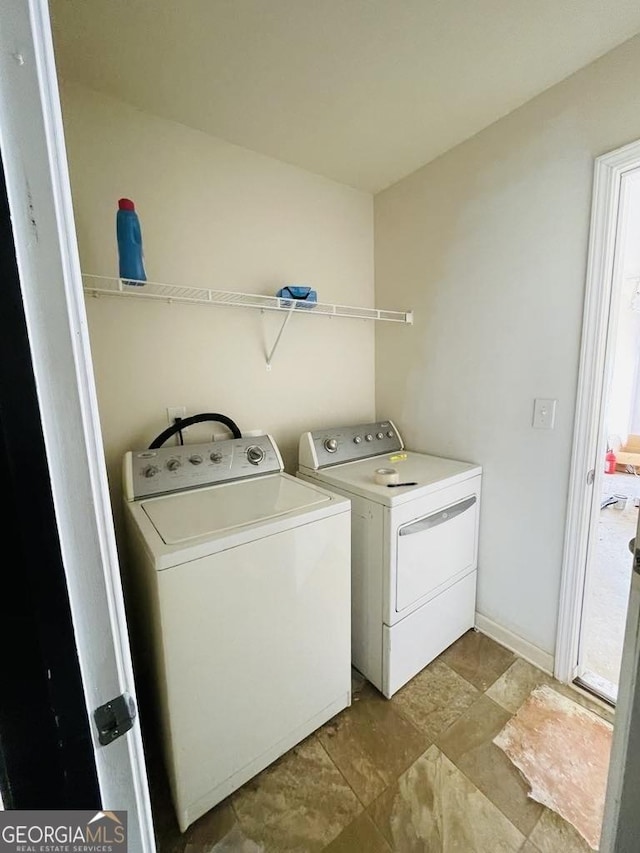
[148,413,242,449]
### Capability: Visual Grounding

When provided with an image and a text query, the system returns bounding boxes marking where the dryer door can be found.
[395,487,479,612]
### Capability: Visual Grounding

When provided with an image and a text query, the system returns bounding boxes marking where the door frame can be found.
[0,158,101,809]
[556,138,640,685]
[0,2,155,849]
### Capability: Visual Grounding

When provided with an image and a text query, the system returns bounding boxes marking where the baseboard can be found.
[475,613,555,675]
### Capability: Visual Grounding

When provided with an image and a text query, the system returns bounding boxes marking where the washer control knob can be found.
[376,432,384,440]
[166,458,181,471]
[143,465,160,478]
[353,436,362,444]
[365,434,373,442]
[247,445,265,465]
[210,452,223,463]
[387,430,394,438]
[324,438,338,453]
[189,454,203,465]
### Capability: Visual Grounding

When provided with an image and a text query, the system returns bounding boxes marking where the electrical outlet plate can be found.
[533,398,557,430]
[167,406,186,425]
[211,427,231,441]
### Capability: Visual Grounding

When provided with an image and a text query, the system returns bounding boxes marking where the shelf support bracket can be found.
[266,308,295,370]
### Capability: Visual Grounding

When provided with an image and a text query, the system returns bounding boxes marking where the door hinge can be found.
[630,538,640,575]
[586,469,595,485]
[94,693,137,746]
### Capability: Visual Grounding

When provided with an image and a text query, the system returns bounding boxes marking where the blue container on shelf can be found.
[117,198,146,285]
[276,285,317,308]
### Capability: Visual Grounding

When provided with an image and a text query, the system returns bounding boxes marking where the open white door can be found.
[557,138,640,689]
[0,3,155,851]
[600,512,640,851]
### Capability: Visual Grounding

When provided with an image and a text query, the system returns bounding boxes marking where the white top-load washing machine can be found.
[122,434,351,832]
[298,420,481,698]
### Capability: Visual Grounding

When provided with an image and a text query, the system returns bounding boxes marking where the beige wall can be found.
[375,35,640,658]
[60,83,375,528]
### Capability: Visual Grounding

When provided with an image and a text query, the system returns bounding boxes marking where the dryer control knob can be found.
[387,430,394,438]
[354,436,362,444]
[189,454,203,465]
[143,465,160,478]
[365,434,373,441]
[247,445,265,465]
[166,458,181,471]
[376,432,384,439]
[324,438,338,453]
[210,452,223,463]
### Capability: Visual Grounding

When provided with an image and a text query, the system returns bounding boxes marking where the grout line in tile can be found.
[228,796,241,833]
[482,669,511,694]
[433,693,550,842]
[526,811,545,842]
[365,784,395,849]
[359,682,439,782]
[437,744,527,847]
[313,731,370,812]
[319,812,393,853]
[439,655,507,695]
[434,656,480,690]
[388,659,482,732]
[426,688,501,749]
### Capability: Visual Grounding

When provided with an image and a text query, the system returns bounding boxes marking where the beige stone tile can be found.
[439,629,516,691]
[153,794,239,853]
[437,694,543,836]
[368,744,525,852]
[317,682,430,806]
[528,808,594,853]
[487,658,615,723]
[519,843,541,853]
[391,659,480,740]
[145,740,240,853]
[231,736,362,852]
[321,813,390,853]
[183,804,243,852]
[206,823,264,852]
[486,658,552,714]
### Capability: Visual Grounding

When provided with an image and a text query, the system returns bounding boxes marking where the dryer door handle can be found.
[399,496,477,536]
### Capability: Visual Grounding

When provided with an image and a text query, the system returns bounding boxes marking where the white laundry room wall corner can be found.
[58,82,376,531]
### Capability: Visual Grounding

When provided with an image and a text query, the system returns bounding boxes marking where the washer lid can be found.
[142,474,331,544]
[302,451,481,506]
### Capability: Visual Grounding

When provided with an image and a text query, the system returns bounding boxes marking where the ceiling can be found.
[50,0,640,193]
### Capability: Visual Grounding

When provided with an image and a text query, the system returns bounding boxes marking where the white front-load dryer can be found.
[123,434,351,831]
[298,420,481,698]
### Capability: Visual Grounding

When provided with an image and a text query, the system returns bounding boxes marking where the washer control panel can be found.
[299,420,403,469]
[124,434,283,499]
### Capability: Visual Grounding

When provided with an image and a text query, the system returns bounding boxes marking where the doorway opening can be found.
[578,171,640,703]
[557,144,640,708]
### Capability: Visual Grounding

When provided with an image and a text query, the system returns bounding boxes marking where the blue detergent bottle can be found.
[117,198,146,285]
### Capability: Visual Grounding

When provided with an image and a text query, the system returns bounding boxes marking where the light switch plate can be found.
[533,398,557,429]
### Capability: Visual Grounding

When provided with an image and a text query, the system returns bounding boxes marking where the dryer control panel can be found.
[124,434,283,500]
[299,420,404,469]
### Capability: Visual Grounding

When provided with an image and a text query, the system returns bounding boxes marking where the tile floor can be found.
[147,629,614,853]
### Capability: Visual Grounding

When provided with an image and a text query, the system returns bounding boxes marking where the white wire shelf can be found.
[82,273,413,369]
[82,274,413,324]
